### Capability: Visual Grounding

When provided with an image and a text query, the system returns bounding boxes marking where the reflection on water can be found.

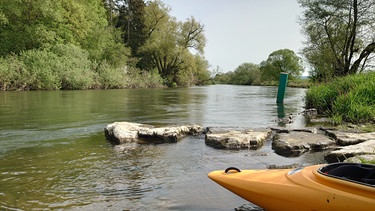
[0,85,327,210]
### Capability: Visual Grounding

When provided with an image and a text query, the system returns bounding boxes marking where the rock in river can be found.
[272,131,336,157]
[205,128,271,149]
[325,139,375,163]
[324,130,375,146]
[104,122,205,145]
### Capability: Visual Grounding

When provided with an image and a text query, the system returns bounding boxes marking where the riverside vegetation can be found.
[0,0,211,90]
[305,72,375,126]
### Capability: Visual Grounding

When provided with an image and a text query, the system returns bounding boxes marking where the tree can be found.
[298,0,375,82]
[138,0,207,86]
[115,0,147,56]
[0,0,127,65]
[260,49,303,82]
[178,17,206,54]
[229,63,261,85]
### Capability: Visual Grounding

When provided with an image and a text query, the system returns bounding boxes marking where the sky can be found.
[162,0,305,73]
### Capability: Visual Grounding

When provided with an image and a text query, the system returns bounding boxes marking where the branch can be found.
[350,42,375,74]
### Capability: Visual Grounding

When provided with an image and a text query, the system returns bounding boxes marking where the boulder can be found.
[104,122,204,145]
[324,130,375,146]
[272,131,336,157]
[104,122,153,144]
[205,128,271,149]
[324,139,375,163]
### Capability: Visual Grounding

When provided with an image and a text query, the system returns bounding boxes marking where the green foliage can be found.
[51,44,95,89]
[260,49,303,82]
[19,49,61,90]
[0,11,8,25]
[0,0,208,90]
[211,72,234,84]
[123,67,164,88]
[0,54,29,90]
[137,0,208,86]
[305,72,375,124]
[229,63,261,85]
[298,0,375,82]
[359,157,375,164]
[116,0,147,56]
[2,45,96,90]
[94,61,127,89]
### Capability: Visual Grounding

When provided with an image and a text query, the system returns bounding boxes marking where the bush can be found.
[19,49,61,90]
[305,72,375,124]
[124,67,164,88]
[51,44,95,89]
[0,55,29,90]
[0,44,163,90]
[95,61,127,89]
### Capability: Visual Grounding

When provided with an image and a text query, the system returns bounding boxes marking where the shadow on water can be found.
[0,85,326,210]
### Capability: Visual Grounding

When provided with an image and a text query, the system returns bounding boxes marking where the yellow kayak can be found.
[208,163,375,211]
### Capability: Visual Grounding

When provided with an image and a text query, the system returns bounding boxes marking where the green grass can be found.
[305,72,375,125]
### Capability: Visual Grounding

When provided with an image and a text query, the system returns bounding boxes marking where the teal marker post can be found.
[276,72,288,104]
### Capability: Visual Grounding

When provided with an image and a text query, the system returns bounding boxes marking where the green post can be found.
[276,72,288,104]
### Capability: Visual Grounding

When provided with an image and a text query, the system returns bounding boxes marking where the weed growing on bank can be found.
[305,72,375,124]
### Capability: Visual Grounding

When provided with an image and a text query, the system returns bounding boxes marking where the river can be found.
[0,85,326,210]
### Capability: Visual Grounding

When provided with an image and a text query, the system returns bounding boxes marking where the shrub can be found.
[19,49,61,90]
[51,44,95,89]
[95,61,127,89]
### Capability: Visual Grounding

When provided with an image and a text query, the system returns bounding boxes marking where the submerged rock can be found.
[205,128,271,149]
[104,122,204,145]
[235,203,265,211]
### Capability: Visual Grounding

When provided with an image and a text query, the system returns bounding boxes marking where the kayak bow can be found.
[208,163,375,211]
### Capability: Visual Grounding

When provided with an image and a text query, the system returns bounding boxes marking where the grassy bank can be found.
[305,72,375,125]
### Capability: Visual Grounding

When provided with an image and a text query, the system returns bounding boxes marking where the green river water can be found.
[0,85,327,210]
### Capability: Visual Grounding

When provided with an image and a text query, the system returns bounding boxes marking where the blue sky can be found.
[162,0,305,73]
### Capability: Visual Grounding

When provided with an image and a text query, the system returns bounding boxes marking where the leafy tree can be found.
[179,17,206,54]
[115,0,147,56]
[138,0,207,86]
[0,0,127,65]
[298,0,375,82]
[260,49,303,82]
[229,63,261,85]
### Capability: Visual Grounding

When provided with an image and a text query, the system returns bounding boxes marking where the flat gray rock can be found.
[205,129,271,149]
[325,130,375,146]
[325,139,375,162]
[104,122,204,144]
[272,131,335,156]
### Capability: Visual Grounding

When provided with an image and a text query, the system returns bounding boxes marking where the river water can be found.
[0,85,327,210]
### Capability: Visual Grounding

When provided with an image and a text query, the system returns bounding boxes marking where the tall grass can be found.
[305,72,375,124]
